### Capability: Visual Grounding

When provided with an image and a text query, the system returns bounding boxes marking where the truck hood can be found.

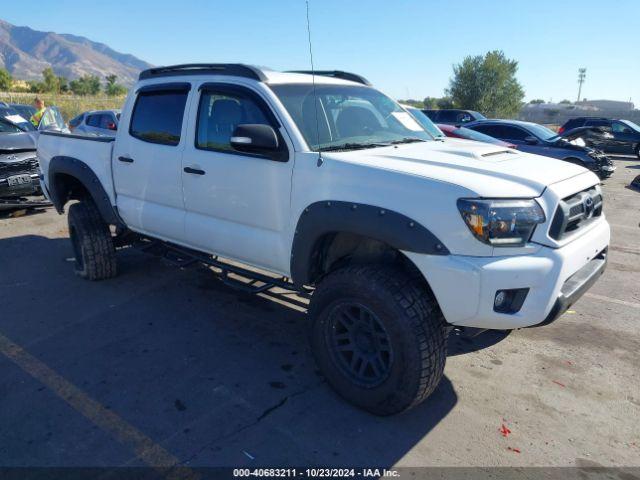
[0,132,37,154]
[327,140,595,197]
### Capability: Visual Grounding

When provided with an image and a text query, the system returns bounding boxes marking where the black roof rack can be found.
[286,70,371,86]
[139,64,268,82]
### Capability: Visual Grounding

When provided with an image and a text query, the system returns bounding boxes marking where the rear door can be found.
[180,82,294,274]
[112,83,191,242]
[610,121,637,154]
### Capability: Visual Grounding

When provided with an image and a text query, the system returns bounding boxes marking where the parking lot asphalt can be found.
[0,157,639,471]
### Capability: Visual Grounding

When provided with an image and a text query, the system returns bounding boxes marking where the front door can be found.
[181,83,294,274]
[113,83,191,242]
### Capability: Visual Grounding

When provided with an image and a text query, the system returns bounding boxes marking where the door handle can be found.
[118,156,134,163]
[184,166,206,175]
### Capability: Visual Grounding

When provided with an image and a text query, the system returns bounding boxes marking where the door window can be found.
[130,90,189,145]
[612,121,632,134]
[38,107,66,131]
[471,124,503,138]
[437,110,460,123]
[500,126,529,141]
[196,89,273,153]
[98,114,117,130]
[86,115,101,127]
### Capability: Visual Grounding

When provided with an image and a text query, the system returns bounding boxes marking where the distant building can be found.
[577,99,635,112]
[520,99,639,125]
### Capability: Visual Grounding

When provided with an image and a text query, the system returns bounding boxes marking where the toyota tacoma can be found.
[37,64,610,415]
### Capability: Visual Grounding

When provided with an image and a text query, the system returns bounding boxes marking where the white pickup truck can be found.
[38,64,609,415]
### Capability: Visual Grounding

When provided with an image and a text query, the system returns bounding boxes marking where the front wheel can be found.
[67,199,117,280]
[309,264,448,416]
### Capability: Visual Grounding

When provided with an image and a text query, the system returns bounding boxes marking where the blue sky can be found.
[4,0,638,103]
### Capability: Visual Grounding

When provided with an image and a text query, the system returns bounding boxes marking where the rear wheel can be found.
[67,200,117,280]
[309,264,447,416]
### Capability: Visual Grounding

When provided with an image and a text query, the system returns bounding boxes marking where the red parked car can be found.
[437,123,516,149]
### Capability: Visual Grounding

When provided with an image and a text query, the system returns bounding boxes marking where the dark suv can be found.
[558,117,640,157]
[422,109,485,125]
[465,119,615,179]
[0,117,43,207]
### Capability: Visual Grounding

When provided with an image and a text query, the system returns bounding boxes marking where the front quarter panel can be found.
[288,150,494,264]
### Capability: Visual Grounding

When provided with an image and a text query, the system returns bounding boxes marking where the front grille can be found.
[549,186,603,240]
[0,158,39,178]
[588,151,613,166]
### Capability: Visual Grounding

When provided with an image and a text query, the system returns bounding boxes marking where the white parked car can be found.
[37,64,609,415]
[69,109,121,136]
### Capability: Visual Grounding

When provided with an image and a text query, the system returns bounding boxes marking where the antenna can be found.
[305,0,323,165]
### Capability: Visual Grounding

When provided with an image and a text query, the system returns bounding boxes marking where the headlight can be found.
[457,198,545,247]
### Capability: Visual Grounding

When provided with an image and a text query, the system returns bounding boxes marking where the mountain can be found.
[0,19,153,86]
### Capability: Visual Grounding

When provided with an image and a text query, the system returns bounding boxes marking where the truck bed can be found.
[37,131,116,206]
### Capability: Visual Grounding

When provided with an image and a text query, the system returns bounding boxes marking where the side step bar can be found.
[124,236,312,299]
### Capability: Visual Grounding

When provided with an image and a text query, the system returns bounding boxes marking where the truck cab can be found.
[37,64,609,415]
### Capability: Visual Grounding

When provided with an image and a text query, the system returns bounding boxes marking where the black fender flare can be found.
[290,201,449,286]
[47,156,124,227]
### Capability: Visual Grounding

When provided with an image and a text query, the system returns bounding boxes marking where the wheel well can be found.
[307,232,431,292]
[51,173,91,210]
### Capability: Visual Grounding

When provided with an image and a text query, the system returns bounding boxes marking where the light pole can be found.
[577,68,587,103]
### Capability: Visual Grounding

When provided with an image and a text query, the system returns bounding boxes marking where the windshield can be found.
[454,127,506,145]
[525,123,559,141]
[270,84,434,150]
[621,119,640,132]
[11,105,36,120]
[0,117,24,134]
[404,106,444,138]
[0,108,35,132]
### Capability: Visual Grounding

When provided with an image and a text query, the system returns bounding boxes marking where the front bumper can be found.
[405,219,610,330]
[531,249,607,327]
[0,173,41,198]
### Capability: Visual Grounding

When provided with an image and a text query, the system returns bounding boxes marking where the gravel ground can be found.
[0,157,638,472]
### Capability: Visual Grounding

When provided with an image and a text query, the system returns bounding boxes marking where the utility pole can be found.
[577,68,586,103]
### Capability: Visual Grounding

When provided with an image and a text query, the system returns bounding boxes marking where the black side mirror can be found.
[524,136,539,145]
[230,124,281,157]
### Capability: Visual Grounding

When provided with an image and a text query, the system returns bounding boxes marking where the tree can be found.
[529,99,545,104]
[559,99,572,105]
[447,50,524,117]
[105,74,127,96]
[58,77,69,93]
[436,97,454,109]
[28,80,46,93]
[42,67,60,93]
[423,97,439,109]
[0,68,12,91]
[69,75,101,95]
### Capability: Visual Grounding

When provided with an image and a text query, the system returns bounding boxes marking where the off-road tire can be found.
[309,264,447,416]
[67,200,117,280]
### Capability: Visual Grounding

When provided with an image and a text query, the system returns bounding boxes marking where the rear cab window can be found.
[129,83,190,145]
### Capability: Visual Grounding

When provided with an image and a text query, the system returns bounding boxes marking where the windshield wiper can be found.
[387,137,426,145]
[321,142,389,152]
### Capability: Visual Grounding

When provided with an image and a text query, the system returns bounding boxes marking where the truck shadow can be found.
[0,235,467,468]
